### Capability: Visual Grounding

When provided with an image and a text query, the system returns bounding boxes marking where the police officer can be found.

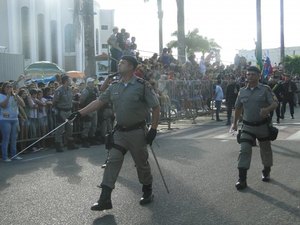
[69,55,160,210]
[231,66,278,190]
[79,77,99,148]
[53,74,77,152]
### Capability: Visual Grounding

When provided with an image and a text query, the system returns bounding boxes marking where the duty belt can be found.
[115,121,146,132]
[242,118,269,126]
[56,107,72,112]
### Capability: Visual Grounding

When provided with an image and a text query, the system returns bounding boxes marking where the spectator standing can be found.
[107,27,122,72]
[281,74,297,119]
[0,82,25,161]
[225,76,239,125]
[214,79,224,121]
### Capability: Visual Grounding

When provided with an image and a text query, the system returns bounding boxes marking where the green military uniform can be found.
[235,83,278,169]
[80,86,99,142]
[53,85,74,146]
[98,75,160,189]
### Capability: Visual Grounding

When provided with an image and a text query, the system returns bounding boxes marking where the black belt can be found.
[57,107,72,112]
[243,118,269,126]
[115,121,146,132]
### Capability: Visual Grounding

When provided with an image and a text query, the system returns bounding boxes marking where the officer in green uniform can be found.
[69,55,160,210]
[232,66,278,190]
[79,77,99,148]
[53,74,77,152]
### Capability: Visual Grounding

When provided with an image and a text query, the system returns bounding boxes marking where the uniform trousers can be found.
[238,124,273,169]
[55,110,73,144]
[82,111,98,138]
[101,128,153,189]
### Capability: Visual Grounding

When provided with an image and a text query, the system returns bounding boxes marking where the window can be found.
[21,7,30,59]
[51,21,58,63]
[65,24,75,53]
[37,14,46,60]
[96,29,99,55]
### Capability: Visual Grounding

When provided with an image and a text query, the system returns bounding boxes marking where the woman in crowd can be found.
[0,82,25,162]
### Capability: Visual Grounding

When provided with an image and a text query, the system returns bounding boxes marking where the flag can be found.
[262,56,273,79]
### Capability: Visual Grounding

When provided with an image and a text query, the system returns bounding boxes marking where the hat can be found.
[247,66,261,74]
[121,55,138,69]
[86,77,95,83]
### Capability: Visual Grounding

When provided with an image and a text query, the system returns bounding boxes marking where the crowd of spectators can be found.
[2,36,300,161]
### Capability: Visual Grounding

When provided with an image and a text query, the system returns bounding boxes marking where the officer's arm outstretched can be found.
[68,99,105,120]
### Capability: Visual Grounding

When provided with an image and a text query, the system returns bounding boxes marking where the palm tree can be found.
[144,0,186,63]
[73,0,95,76]
[167,28,221,57]
[82,0,96,76]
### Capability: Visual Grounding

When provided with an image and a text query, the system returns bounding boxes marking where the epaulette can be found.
[262,84,272,91]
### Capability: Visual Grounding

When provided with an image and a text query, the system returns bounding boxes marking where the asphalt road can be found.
[1,111,300,225]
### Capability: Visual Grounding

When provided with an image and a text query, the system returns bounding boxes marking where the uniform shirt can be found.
[235,83,277,122]
[99,76,160,127]
[53,85,73,110]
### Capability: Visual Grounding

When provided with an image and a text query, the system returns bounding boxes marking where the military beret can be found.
[121,55,138,69]
[247,66,261,74]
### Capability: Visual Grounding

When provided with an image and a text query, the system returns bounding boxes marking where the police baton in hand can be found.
[149,144,170,194]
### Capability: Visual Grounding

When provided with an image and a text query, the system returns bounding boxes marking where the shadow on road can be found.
[247,187,300,218]
[93,214,117,225]
[272,143,300,159]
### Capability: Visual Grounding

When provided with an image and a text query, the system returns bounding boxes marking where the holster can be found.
[268,125,279,141]
[105,132,114,150]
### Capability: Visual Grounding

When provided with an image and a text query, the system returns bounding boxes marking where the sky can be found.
[98,0,300,64]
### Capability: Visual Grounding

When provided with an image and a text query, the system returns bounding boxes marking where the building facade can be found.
[0,0,114,73]
[239,46,300,66]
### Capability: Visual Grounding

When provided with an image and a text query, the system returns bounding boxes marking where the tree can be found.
[167,28,221,57]
[73,0,95,76]
[176,0,186,63]
[284,55,300,75]
[82,0,96,76]
[144,0,186,63]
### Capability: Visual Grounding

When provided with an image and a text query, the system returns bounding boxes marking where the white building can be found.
[239,46,300,66]
[0,0,114,72]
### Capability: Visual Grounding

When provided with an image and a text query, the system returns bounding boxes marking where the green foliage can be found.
[167,28,221,56]
[284,55,300,75]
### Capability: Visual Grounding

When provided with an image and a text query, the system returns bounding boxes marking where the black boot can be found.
[55,142,63,152]
[140,184,154,205]
[262,166,271,182]
[235,168,248,190]
[91,185,113,211]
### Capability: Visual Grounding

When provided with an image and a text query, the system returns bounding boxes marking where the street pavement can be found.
[0,108,300,225]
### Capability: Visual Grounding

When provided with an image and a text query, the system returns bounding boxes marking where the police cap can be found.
[121,55,138,69]
[247,66,261,74]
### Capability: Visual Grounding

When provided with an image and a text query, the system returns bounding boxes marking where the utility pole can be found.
[256,0,263,70]
[280,0,285,65]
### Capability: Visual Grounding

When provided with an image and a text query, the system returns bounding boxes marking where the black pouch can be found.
[237,130,242,144]
[105,132,114,150]
[268,126,279,141]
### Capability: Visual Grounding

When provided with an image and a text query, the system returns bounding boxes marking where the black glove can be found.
[146,128,157,146]
[68,111,81,121]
